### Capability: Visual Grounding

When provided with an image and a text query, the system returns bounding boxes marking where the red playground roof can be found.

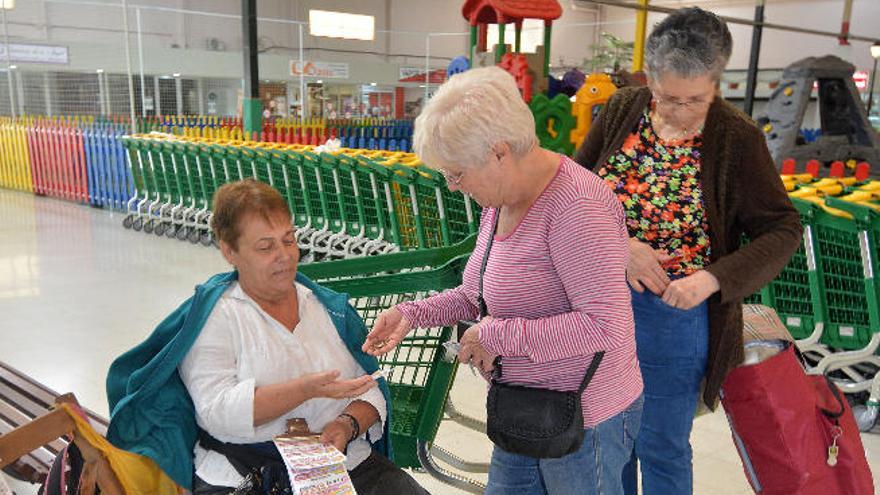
[462,0,562,25]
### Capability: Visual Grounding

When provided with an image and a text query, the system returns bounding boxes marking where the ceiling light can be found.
[309,10,375,41]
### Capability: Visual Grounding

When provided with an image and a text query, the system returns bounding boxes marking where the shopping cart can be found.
[299,236,487,493]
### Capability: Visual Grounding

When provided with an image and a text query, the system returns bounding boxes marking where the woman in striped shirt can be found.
[363,66,644,495]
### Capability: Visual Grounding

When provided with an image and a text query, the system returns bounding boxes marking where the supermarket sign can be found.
[290,60,349,79]
[0,43,69,64]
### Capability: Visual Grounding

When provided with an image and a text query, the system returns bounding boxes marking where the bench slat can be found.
[0,362,112,484]
[0,366,57,409]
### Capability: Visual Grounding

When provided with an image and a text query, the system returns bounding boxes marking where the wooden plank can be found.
[0,410,67,457]
[0,408,73,470]
[0,365,57,408]
[0,363,108,430]
[0,381,48,422]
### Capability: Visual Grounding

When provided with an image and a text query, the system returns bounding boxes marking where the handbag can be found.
[197,429,292,495]
[721,340,874,495]
[470,209,605,459]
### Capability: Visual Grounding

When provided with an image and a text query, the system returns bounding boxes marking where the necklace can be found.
[650,107,704,142]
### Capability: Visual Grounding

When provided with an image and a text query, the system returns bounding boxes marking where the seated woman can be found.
[105,179,427,495]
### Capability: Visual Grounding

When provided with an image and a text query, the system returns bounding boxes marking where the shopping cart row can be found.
[138,116,414,152]
[120,134,480,262]
[0,119,134,209]
[746,170,880,430]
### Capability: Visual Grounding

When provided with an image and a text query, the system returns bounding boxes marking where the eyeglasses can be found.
[652,91,713,110]
[440,169,465,186]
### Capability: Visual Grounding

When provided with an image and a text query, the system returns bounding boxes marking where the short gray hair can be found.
[645,7,732,81]
[413,66,537,169]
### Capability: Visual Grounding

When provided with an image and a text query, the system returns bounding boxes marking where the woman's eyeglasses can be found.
[441,169,465,186]
[652,91,713,110]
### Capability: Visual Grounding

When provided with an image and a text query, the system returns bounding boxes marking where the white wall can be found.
[600,0,880,74]
[1,0,878,83]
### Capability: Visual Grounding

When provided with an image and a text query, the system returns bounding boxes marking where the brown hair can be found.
[211,179,291,249]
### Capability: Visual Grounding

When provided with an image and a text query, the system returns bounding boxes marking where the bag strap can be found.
[476,210,499,319]
[578,351,605,394]
[479,208,605,391]
[198,429,284,479]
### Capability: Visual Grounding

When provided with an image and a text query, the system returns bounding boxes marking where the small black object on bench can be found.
[0,361,108,484]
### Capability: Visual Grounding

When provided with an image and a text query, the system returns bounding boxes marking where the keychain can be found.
[827,424,842,467]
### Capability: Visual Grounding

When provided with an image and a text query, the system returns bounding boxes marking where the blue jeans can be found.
[623,288,709,495]
[486,394,643,495]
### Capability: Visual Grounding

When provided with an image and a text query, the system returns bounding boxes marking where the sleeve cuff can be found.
[478,318,525,357]
[395,301,422,328]
[206,377,256,440]
[354,387,386,444]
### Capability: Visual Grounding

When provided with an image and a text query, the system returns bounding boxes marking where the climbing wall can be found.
[757,55,880,171]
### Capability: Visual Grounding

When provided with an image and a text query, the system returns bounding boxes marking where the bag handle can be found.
[819,375,846,420]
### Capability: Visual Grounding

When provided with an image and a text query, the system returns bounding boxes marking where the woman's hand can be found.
[458,318,498,374]
[661,270,720,310]
[627,237,673,295]
[362,307,413,356]
[320,418,354,453]
[303,370,377,400]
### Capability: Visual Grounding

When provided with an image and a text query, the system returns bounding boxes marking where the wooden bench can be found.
[0,361,108,484]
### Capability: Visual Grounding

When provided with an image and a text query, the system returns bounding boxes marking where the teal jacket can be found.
[105,271,391,489]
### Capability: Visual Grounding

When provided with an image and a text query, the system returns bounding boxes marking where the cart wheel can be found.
[122,215,133,229]
[188,229,201,244]
[165,225,177,238]
[144,219,154,234]
[132,217,143,231]
[155,223,166,236]
[201,232,213,246]
[177,227,189,241]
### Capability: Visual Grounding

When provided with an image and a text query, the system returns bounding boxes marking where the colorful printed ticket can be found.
[273,436,356,495]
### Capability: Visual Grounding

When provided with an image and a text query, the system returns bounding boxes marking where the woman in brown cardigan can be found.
[574,7,801,495]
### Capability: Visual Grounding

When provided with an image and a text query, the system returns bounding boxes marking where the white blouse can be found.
[178,281,386,488]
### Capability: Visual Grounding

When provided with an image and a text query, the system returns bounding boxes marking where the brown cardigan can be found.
[574,86,803,408]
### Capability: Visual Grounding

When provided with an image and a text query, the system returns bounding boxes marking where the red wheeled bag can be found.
[720,340,874,495]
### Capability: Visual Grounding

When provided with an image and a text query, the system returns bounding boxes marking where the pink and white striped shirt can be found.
[397,156,642,428]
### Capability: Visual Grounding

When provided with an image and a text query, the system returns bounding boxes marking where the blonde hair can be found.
[413,66,537,168]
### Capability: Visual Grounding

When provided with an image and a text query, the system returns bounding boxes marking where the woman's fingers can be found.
[362,312,390,352]
[322,375,377,398]
[363,309,411,356]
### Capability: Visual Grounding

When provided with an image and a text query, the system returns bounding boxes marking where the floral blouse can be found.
[597,109,711,276]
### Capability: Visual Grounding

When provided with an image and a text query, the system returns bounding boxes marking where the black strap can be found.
[478,208,605,392]
[197,429,283,479]
[476,210,499,319]
[578,351,605,394]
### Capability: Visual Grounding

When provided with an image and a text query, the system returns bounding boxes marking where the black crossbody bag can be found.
[466,211,604,459]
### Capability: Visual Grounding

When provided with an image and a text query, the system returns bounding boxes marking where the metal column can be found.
[241,0,262,135]
[631,0,649,72]
[743,0,765,117]
[2,6,15,120]
[122,0,137,133]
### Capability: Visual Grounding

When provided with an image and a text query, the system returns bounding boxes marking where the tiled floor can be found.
[1,189,879,494]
